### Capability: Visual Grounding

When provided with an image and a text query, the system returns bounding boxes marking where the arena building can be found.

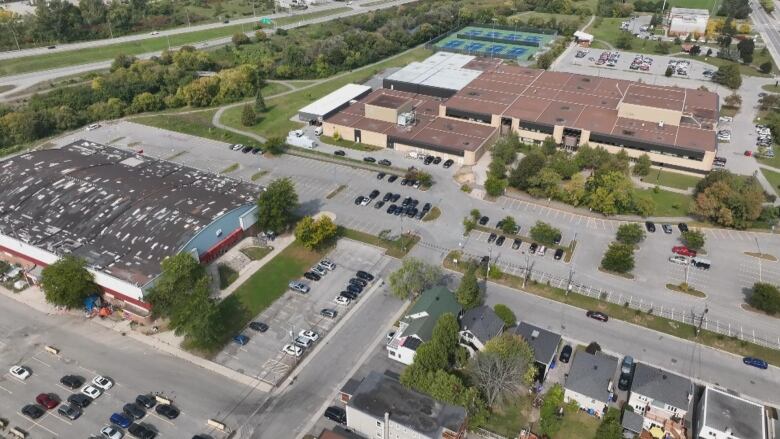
[0,140,259,316]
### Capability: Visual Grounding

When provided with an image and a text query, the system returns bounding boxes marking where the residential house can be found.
[386,286,461,365]
[695,386,766,439]
[628,363,692,439]
[513,322,561,382]
[563,351,618,417]
[458,305,504,353]
[346,371,468,439]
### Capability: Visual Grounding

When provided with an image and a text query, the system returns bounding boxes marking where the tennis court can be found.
[434,25,556,62]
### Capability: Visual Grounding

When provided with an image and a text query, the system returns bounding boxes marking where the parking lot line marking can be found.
[17,413,59,436]
[49,414,72,426]
[150,412,177,426]
[0,383,12,394]
[32,356,51,367]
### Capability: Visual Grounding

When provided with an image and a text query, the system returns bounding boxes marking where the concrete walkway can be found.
[631,175,694,195]
[217,234,295,299]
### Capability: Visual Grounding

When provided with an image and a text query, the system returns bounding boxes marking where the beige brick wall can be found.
[617,103,682,127]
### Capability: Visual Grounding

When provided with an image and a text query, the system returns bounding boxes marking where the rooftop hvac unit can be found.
[398,112,415,127]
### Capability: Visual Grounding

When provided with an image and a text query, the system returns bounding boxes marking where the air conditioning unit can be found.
[398,112,415,127]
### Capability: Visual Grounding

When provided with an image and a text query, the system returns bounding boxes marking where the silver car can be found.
[288,281,310,294]
[319,259,336,270]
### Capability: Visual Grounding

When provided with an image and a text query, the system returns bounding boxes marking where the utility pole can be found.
[6,22,21,51]
[755,237,763,283]
[566,263,575,295]
[107,19,114,39]
[694,302,709,335]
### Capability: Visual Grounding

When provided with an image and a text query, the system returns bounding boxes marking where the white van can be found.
[314,126,323,136]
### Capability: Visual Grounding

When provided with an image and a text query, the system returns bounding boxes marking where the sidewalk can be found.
[631,175,693,195]
[216,234,296,299]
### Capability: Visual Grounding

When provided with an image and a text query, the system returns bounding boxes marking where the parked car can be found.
[354,195,365,205]
[233,334,249,346]
[22,404,45,419]
[377,172,386,180]
[558,345,572,363]
[478,216,489,226]
[586,310,609,322]
[495,236,506,246]
[528,243,538,254]
[123,403,146,420]
[68,393,93,408]
[324,406,347,424]
[645,221,656,233]
[128,423,157,439]
[743,357,768,369]
[363,156,376,163]
[81,385,102,399]
[443,159,454,168]
[554,248,564,260]
[100,426,123,439]
[346,284,363,295]
[249,321,269,332]
[423,156,434,165]
[356,270,374,281]
[92,376,113,391]
[334,150,346,156]
[388,175,398,183]
[349,277,368,288]
[320,308,337,319]
[155,404,180,419]
[110,412,132,429]
[289,281,310,294]
[678,223,689,233]
[36,393,59,409]
[379,159,392,166]
[512,238,522,250]
[298,330,320,343]
[9,365,31,380]
[618,356,635,391]
[669,255,689,265]
[662,224,673,234]
[60,375,84,389]
[488,233,497,243]
[672,246,697,257]
[282,344,304,357]
[334,295,351,306]
[303,271,321,281]
[58,403,82,420]
[537,245,546,256]
[311,265,328,276]
[340,290,357,300]
[135,394,156,409]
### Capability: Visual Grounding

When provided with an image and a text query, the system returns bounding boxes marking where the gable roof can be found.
[565,351,618,402]
[459,306,504,342]
[400,286,461,342]
[513,322,561,365]
[630,363,691,410]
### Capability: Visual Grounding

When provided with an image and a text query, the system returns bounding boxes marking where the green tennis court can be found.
[434,26,557,61]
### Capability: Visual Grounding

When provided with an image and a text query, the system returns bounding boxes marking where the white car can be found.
[294,336,312,349]
[311,265,327,276]
[231,143,244,151]
[334,295,351,306]
[669,255,689,265]
[92,375,113,391]
[318,259,336,271]
[9,365,31,380]
[537,245,546,256]
[359,197,370,206]
[150,31,159,35]
[82,385,102,399]
[298,330,320,342]
[86,123,100,131]
[282,344,303,357]
[101,425,123,439]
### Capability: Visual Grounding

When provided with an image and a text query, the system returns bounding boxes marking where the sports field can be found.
[434,25,556,61]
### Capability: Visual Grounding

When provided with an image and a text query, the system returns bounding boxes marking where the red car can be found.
[35,393,59,410]
[672,246,697,257]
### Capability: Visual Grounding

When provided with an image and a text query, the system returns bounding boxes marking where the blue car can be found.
[110,412,132,428]
[233,334,249,346]
[743,357,768,369]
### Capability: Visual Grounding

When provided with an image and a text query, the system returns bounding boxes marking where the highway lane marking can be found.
[32,356,51,367]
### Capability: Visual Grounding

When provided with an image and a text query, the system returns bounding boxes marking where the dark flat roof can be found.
[367,93,412,109]
[0,141,257,286]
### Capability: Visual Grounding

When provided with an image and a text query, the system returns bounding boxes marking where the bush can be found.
[681,229,705,251]
[748,282,780,314]
[601,242,635,273]
[232,32,251,46]
[530,221,561,246]
[760,61,772,74]
[616,223,645,246]
[493,304,516,327]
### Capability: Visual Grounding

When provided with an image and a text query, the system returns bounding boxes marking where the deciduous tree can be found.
[456,263,481,309]
[616,223,645,246]
[530,221,561,246]
[681,229,705,251]
[294,215,338,249]
[387,258,443,300]
[256,177,299,233]
[601,242,635,273]
[493,304,516,327]
[748,282,780,314]
[41,255,97,309]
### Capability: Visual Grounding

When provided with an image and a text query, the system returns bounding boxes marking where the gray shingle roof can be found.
[565,351,618,402]
[349,371,467,435]
[702,387,766,439]
[622,410,644,433]
[513,322,561,365]
[459,306,504,343]
[630,363,691,410]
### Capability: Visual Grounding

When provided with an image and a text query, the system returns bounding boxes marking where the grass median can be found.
[340,227,419,258]
[444,250,780,366]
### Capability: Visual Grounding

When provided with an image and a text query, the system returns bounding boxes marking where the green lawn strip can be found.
[744,251,778,261]
[598,266,635,279]
[250,170,268,181]
[481,396,532,438]
[666,282,707,298]
[444,250,780,365]
[218,264,239,289]
[639,168,701,191]
[220,46,433,139]
[0,8,351,77]
[762,84,780,93]
[132,109,262,147]
[636,188,691,217]
[285,147,408,175]
[756,145,780,169]
[668,0,718,8]
[422,206,441,222]
[240,246,274,261]
[553,410,600,439]
[720,106,739,117]
[688,52,776,78]
[220,163,239,173]
[340,227,419,258]
[760,168,780,195]
[318,135,381,151]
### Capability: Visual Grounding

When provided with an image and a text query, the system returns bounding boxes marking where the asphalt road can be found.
[750,0,780,66]
[0,292,267,438]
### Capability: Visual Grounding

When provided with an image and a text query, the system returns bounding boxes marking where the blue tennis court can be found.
[433,26,557,62]
[463,42,484,51]
[442,40,464,49]
[506,47,528,57]
[486,44,505,54]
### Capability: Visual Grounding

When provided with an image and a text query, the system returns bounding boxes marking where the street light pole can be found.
[755,237,763,282]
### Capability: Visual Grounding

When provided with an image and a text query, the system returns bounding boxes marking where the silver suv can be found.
[319,259,336,270]
[288,281,310,294]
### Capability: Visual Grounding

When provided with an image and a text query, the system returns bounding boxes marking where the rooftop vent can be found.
[531,330,540,340]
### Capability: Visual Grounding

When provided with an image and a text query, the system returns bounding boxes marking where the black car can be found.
[251,147,262,155]
[123,403,146,420]
[334,150,346,156]
[249,321,269,332]
[678,223,689,233]
[406,207,418,218]
[423,156,434,165]
[512,238,522,250]
[193,435,213,439]
[487,233,497,243]
[356,270,374,281]
[387,204,397,214]
[393,206,402,216]
[388,193,398,202]
[374,200,385,209]
[346,284,363,295]
[303,272,321,281]
[383,192,393,202]
[388,175,398,183]
[324,406,347,424]
[415,210,425,220]
[478,216,489,226]
[554,248,564,260]
[320,308,337,318]
[349,278,368,288]
[354,196,364,206]
[529,243,538,254]
[135,394,156,409]
[432,156,442,164]
[369,190,380,199]
[379,159,392,166]
[401,197,412,207]
[645,221,656,233]
[340,291,357,300]
[400,178,409,186]
[241,145,253,153]
[377,172,386,180]
[495,236,506,246]
[22,404,45,419]
[552,235,562,245]
[443,159,454,168]
[558,345,573,363]
[409,199,419,207]
[58,403,82,420]
[68,393,92,408]
[128,423,157,439]
[422,202,431,212]
[155,404,180,420]
[586,310,609,322]
[60,374,84,389]
[363,157,376,163]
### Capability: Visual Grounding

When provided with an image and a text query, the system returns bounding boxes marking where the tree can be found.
[254,89,267,112]
[681,229,705,251]
[724,93,742,108]
[145,252,207,318]
[500,216,517,235]
[263,136,287,155]
[713,63,742,89]
[470,334,535,406]
[737,38,755,63]
[484,175,507,197]
[616,32,633,49]
[616,223,645,246]
[256,177,299,233]
[748,282,780,314]
[594,408,623,439]
[241,103,257,126]
[294,215,338,249]
[509,150,546,190]
[40,255,96,308]
[760,61,772,74]
[530,221,561,246]
[601,242,635,273]
[665,66,674,77]
[693,170,764,229]
[232,32,250,46]
[493,304,516,328]
[387,258,443,300]
[456,263,481,309]
[539,383,564,436]
[470,209,481,221]
[633,153,652,176]
[542,136,557,155]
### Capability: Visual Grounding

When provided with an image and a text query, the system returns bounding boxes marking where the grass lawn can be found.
[720,106,739,117]
[220,46,433,139]
[553,410,600,439]
[667,0,718,9]
[444,250,780,366]
[481,396,531,438]
[0,8,350,77]
[639,169,701,191]
[590,17,683,56]
[636,188,691,217]
[240,246,273,261]
[340,227,419,258]
[422,206,441,222]
[760,168,780,195]
[218,264,239,289]
[694,51,777,78]
[318,135,381,151]
[757,146,780,169]
[133,109,261,147]
[763,84,780,93]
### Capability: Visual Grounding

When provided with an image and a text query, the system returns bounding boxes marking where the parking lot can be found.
[0,293,261,439]
[565,48,715,82]
[214,240,387,386]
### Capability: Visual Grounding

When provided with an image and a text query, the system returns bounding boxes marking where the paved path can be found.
[217,235,296,299]
[631,175,694,195]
